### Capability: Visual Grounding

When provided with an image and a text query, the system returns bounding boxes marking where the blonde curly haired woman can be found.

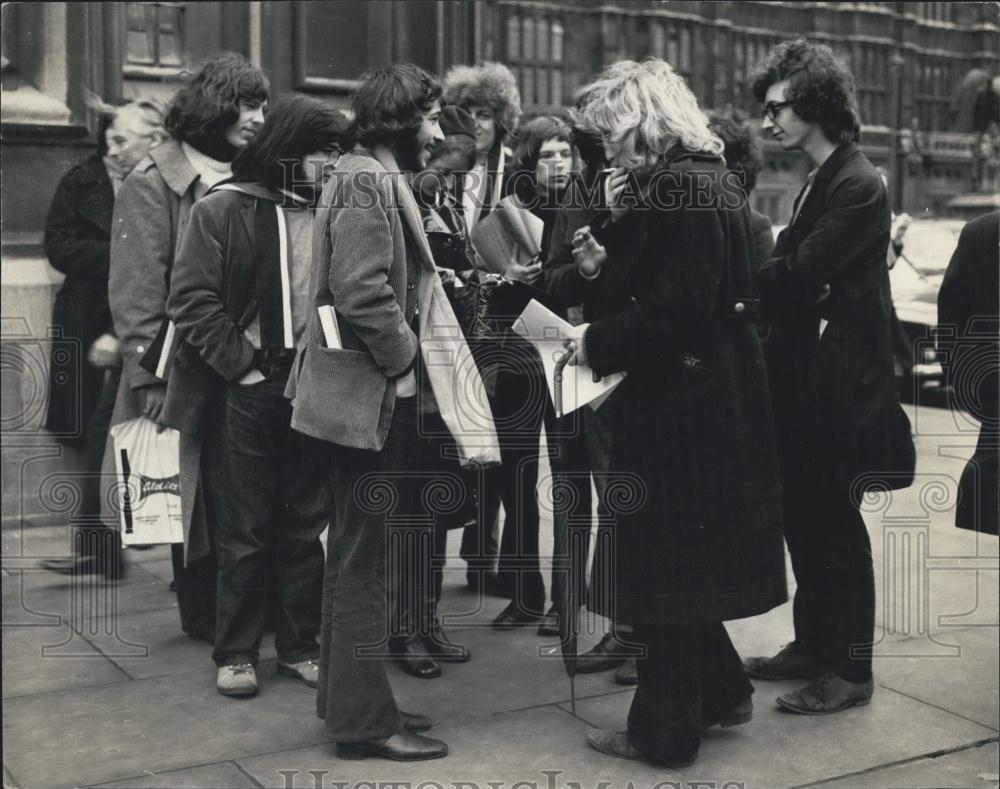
[562,58,787,767]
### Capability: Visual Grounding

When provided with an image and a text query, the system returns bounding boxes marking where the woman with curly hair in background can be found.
[441,62,522,595]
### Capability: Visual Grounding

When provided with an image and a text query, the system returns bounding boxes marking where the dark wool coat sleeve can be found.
[44,163,112,283]
[44,157,115,439]
[757,169,885,313]
[167,193,256,382]
[109,165,174,390]
[584,194,723,377]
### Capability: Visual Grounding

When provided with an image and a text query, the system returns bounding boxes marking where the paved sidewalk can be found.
[2,404,998,789]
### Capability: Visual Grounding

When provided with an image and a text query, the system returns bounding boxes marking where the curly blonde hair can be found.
[573,59,722,171]
[442,62,522,140]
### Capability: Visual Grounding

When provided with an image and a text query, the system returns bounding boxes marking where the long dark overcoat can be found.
[756,143,897,490]
[584,150,787,625]
[937,210,999,534]
[44,155,115,441]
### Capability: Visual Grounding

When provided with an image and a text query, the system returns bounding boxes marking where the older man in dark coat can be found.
[41,99,165,578]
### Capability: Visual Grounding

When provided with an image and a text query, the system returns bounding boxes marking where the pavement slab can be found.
[237,705,691,789]
[2,671,330,789]
[2,562,179,633]
[563,679,996,789]
[378,623,637,728]
[92,761,260,789]
[811,741,999,788]
[2,615,127,700]
[874,626,1000,731]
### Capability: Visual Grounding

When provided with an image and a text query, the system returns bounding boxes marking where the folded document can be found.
[512,299,625,414]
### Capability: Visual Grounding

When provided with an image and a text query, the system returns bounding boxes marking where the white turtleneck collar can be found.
[181,142,232,190]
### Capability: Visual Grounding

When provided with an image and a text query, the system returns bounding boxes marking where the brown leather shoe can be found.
[776,672,874,715]
[585,729,639,760]
[586,729,696,768]
[575,632,637,673]
[421,620,470,663]
[743,642,825,681]
[491,601,543,630]
[389,637,441,679]
[336,731,448,761]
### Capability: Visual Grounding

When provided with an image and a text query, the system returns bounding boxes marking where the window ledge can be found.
[0,84,71,126]
[123,64,185,81]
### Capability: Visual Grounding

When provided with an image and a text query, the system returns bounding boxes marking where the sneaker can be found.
[217,663,257,697]
[743,642,825,681]
[776,672,874,715]
[276,657,320,688]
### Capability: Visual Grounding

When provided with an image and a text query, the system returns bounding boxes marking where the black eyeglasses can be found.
[761,100,794,122]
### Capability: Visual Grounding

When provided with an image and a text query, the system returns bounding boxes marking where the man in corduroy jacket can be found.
[287,64,500,762]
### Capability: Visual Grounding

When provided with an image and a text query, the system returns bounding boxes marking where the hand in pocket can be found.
[394,369,417,398]
[238,368,266,386]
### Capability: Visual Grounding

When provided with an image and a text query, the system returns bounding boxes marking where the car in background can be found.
[769,218,964,397]
[888,218,963,392]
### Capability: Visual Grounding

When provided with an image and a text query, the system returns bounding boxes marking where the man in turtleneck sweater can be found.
[106,53,269,644]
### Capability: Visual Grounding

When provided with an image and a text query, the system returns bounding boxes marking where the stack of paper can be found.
[470,196,545,274]
[511,299,625,415]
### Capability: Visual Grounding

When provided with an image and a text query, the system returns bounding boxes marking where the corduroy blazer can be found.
[287,148,500,468]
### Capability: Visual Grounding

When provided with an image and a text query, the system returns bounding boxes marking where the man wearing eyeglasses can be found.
[743,40,903,716]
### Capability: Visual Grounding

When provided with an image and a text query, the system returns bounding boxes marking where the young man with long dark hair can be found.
[744,39,901,715]
[167,95,350,697]
[286,64,499,761]
[107,53,268,643]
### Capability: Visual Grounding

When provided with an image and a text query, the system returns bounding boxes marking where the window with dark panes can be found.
[125,2,184,70]
[503,10,566,110]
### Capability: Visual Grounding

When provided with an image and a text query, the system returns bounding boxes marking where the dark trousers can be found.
[393,415,471,639]
[171,538,217,643]
[628,621,753,766]
[459,470,499,574]
[73,367,122,564]
[490,364,552,614]
[783,472,875,682]
[204,374,330,666]
[318,400,424,742]
[550,390,620,622]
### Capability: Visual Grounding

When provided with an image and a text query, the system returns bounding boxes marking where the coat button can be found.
[734,302,745,313]
[136,345,145,354]
[407,283,415,291]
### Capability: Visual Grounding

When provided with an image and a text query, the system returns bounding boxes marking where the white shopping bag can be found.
[109,417,184,545]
